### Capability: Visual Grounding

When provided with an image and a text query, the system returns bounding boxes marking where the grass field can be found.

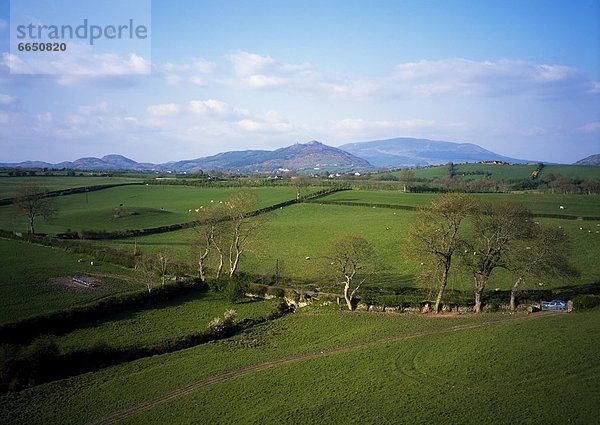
[55,291,277,353]
[0,185,301,235]
[409,163,599,181]
[318,189,600,217]
[1,173,599,424]
[0,238,142,324]
[0,176,143,199]
[94,201,600,293]
[1,308,598,424]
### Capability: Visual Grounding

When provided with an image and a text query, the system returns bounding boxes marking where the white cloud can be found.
[187,99,250,120]
[5,42,150,79]
[189,99,231,116]
[226,51,312,90]
[147,103,180,116]
[222,53,592,100]
[578,122,600,133]
[0,94,16,105]
[588,82,600,94]
[236,110,293,133]
[157,58,215,86]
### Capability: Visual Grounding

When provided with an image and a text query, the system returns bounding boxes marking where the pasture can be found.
[318,190,600,217]
[0,176,142,199]
[0,185,300,235]
[55,291,277,353]
[409,163,599,181]
[1,308,598,424]
[0,171,599,424]
[0,238,142,324]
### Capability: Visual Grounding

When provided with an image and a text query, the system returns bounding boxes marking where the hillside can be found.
[339,137,529,167]
[0,141,371,173]
[574,154,600,166]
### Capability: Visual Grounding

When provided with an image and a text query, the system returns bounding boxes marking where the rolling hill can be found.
[338,137,529,167]
[0,138,544,172]
[574,154,600,166]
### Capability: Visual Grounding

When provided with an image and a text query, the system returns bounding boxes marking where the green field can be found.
[408,163,599,181]
[93,200,599,294]
[318,189,600,217]
[0,185,301,234]
[1,173,599,424]
[1,308,598,424]
[55,291,277,352]
[0,176,143,199]
[0,238,142,324]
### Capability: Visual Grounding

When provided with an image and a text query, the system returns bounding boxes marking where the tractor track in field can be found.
[87,311,558,425]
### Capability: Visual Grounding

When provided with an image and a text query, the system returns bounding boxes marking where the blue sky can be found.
[0,0,598,164]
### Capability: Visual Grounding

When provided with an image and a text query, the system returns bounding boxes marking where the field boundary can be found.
[55,186,350,240]
[308,199,600,220]
[87,311,556,425]
[0,182,143,206]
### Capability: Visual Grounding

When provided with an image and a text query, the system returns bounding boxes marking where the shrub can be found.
[225,279,248,303]
[206,309,237,336]
[572,295,600,311]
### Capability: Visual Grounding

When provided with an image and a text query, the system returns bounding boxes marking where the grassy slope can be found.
[0,238,141,324]
[1,309,598,424]
[55,292,277,352]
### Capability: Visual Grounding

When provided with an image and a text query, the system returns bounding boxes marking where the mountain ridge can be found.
[573,154,600,166]
[339,137,529,167]
[0,138,542,172]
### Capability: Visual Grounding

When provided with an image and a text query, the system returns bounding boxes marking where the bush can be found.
[224,279,249,303]
[206,309,237,336]
[572,295,600,311]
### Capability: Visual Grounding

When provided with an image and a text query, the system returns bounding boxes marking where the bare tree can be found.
[293,175,311,200]
[13,183,56,234]
[507,225,577,311]
[192,203,228,283]
[398,169,414,193]
[322,234,376,311]
[462,202,533,313]
[224,192,261,278]
[407,193,476,313]
[154,250,170,286]
[135,255,159,302]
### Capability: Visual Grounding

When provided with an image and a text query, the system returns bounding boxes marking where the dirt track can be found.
[87,311,557,425]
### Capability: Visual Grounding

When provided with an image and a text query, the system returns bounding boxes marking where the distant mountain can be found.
[338,137,529,167]
[574,154,600,166]
[0,155,157,171]
[0,141,370,173]
[168,141,371,172]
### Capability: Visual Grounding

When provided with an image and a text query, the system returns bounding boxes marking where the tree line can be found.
[325,193,576,313]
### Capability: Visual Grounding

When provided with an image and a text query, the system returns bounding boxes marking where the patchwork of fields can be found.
[0,173,599,424]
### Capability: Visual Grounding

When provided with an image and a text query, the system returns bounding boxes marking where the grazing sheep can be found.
[560,205,565,210]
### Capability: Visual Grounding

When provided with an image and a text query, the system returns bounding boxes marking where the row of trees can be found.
[409,193,576,313]
[326,193,576,313]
